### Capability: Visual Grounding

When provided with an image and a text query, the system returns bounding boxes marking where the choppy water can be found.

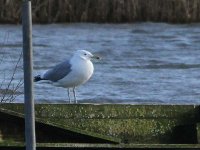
[0,23,200,104]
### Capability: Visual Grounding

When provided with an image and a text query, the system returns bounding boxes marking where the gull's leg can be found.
[67,88,71,103]
[72,87,77,103]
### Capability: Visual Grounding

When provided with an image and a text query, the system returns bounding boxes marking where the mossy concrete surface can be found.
[197,123,200,143]
[1,142,200,150]
[0,104,200,145]
[0,106,120,144]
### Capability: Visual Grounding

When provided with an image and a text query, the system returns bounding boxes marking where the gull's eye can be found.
[84,53,87,56]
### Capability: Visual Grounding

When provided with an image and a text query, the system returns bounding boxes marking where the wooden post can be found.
[22,0,36,150]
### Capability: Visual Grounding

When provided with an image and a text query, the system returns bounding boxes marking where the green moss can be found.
[1,104,197,119]
[0,104,199,144]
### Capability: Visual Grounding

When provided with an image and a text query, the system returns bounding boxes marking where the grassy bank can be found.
[1,0,200,23]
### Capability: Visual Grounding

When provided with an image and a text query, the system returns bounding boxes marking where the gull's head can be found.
[74,50,100,60]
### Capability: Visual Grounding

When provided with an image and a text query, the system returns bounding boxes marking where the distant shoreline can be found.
[1,0,200,24]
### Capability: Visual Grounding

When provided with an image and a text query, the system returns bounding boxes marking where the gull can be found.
[34,50,100,103]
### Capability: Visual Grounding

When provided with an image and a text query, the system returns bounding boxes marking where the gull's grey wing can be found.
[43,60,72,82]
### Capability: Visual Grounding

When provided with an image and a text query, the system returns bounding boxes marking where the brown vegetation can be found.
[0,0,200,23]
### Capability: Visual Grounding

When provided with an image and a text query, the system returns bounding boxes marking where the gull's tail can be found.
[34,75,43,82]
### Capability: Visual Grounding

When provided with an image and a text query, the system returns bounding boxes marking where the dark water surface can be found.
[1,23,200,104]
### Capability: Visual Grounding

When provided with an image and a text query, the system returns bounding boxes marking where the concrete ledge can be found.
[1,142,200,149]
[0,107,120,144]
[0,104,199,145]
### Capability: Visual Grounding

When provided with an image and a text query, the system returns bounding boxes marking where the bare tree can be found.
[0,33,23,103]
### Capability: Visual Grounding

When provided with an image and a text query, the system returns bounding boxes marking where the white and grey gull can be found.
[34,50,100,103]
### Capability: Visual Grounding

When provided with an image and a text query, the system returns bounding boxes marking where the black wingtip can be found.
[34,75,42,82]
